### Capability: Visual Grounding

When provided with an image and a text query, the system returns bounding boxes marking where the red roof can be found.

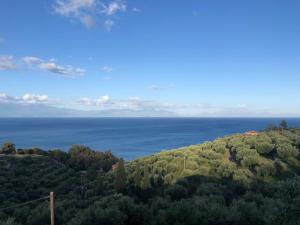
[245,131,259,136]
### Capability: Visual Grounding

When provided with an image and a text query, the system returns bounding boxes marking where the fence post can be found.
[50,192,55,225]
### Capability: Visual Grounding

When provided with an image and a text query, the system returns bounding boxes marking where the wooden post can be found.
[50,192,55,225]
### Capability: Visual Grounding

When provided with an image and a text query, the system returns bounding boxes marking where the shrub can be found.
[277,144,298,159]
[1,142,16,154]
[255,142,274,155]
[216,161,236,178]
[241,155,260,169]
[233,169,253,186]
[255,161,276,177]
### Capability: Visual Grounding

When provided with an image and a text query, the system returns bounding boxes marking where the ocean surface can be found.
[0,118,300,160]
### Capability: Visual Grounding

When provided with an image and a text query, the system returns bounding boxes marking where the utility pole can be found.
[50,192,55,225]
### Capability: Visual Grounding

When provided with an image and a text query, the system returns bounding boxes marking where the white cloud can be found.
[0,93,15,102]
[1,92,290,117]
[54,0,129,30]
[76,96,260,116]
[54,0,96,28]
[97,95,110,104]
[21,94,49,104]
[22,56,43,64]
[102,1,126,16]
[147,85,161,91]
[101,66,113,72]
[22,56,85,78]
[78,95,110,106]
[104,19,114,31]
[39,62,85,77]
[0,56,17,71]
[77,96,180,111]
[54,0,96,16]
[0,93,49,104]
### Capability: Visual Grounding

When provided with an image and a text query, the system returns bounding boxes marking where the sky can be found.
[0,0,300,117]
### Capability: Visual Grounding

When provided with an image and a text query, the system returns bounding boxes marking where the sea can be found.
[0,118,300,160]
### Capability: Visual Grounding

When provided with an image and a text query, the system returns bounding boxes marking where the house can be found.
[244,131,259,136]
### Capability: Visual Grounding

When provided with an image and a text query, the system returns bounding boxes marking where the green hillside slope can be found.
[129,129,300,186]
[1,128,300,225]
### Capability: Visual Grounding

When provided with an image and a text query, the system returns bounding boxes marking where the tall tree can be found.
[280,120,288,129]
[114,160,127,192]
[280,120,288,135]
[141,166,151,190]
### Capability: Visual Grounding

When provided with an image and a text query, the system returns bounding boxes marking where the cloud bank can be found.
[0,92,298,117]
[0,93,49,104]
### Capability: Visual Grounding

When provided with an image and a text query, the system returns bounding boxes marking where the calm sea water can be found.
[0,118,300,160]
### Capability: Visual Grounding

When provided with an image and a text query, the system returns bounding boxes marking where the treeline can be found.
[0,144,119,172]
[1,122,300,225]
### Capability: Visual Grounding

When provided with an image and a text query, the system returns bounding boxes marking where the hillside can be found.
[1,127,300,225]
[129,128,300,186]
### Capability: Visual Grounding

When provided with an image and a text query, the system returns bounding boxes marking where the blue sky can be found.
[0,0,300,116]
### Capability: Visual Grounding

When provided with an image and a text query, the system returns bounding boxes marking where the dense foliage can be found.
[1,125,300,225]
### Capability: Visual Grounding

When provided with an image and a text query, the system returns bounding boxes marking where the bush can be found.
[255,161,276,177]
[216,161,236,178]
[241,155,260,169]
[1,142,16,154]
[233,169,253,186]
[277,144,298,159]
[255,142,274,155]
